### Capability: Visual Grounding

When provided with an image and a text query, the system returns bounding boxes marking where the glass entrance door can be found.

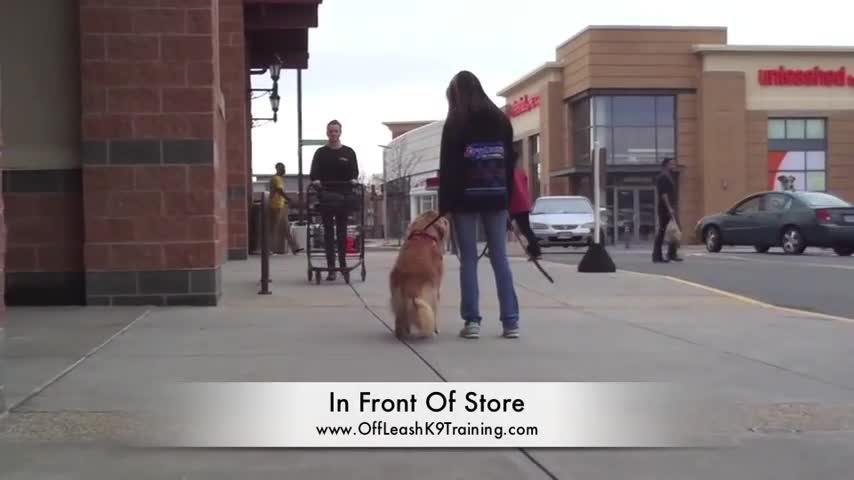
[612,187,658,244]
[615,189,635,245]
[637,188,657,242]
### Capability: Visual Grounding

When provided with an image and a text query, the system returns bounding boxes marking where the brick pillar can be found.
[79,1,224,306]
[219,0,249,260]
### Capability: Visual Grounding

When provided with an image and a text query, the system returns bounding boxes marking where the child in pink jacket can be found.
[509,165,542,260]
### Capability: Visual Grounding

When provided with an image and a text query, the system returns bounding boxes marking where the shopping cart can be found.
[305,181,366,284]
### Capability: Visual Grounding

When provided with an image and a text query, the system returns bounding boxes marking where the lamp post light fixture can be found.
[268,60,282,82]
[250,57,284,126]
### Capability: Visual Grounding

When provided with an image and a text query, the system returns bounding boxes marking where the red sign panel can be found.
[425,176,439,190]
[758,66,854,87]
[509,95,541,117]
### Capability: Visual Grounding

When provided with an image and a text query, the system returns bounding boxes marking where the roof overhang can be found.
[244,0,323,70]
[693,44,854,54]
[556,25,728,52]
[497,62,563,97]
[382,120,441,140]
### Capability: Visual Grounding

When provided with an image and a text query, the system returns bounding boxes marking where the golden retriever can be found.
[389,210,450,339]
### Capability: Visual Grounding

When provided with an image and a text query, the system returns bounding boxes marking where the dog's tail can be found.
[411,297,435,336]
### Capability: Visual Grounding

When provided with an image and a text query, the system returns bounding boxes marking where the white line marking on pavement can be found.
[622,271,854,325]
[689,253,854,270]
[0,309,153,420]
[689,253,752,262]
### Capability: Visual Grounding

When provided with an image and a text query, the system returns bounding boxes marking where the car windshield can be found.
[532,198,593,215]
[796,192,851,208]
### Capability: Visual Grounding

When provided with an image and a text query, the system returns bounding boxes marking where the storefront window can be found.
[768,119,786,139]
[571,94,675,165]
[806,119,825,139]
[592,96,610,126]
[785,119,806,139]
[656,97,675,126]
[613,127,656,163]
[416,195,436,214]
[612,96,656,126]
[573,129,591,165]
[767,118,827,193]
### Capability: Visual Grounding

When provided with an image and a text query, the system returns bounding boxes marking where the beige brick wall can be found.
[699,71,748,216]
[539,81,566,196]
[676,94,702,240]
[557,28,726,99]
[828,112,854,201]
[746,111,769,193]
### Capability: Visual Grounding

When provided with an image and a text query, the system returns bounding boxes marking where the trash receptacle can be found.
[291,223,307,251]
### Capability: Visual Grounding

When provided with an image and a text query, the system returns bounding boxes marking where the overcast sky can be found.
[248,0,852,179]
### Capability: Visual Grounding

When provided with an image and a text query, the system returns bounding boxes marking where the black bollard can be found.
[259,192,272,295]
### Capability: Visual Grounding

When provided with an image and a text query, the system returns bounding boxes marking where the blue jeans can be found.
[452,211,520,328]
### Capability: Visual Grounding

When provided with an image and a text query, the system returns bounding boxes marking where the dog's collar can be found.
[407,230,440,244]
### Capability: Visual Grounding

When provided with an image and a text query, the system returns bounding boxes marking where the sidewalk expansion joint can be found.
[0,309,154,421]
[346,283,560,480]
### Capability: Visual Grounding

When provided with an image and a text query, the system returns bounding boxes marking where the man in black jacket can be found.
[652,157,682,263]
[309,120,359,281]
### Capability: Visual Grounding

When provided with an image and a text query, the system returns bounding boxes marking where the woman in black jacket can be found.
[438,70,520,339]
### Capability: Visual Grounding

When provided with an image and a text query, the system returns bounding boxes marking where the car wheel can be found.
[704,226,722,253]
[833,246,854,257]
[781,226,807,255]
[754,245,770,253]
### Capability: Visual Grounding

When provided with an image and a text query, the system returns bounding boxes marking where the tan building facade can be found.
[498,26,854,244]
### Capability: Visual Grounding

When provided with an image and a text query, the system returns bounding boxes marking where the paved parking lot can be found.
[544,245,854,320]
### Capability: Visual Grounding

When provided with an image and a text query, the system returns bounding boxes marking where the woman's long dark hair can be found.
[445,70,507,129]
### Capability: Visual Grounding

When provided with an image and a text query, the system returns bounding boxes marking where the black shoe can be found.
[669,256,684,262]
[652,257,670,263]
[326,272,337,281]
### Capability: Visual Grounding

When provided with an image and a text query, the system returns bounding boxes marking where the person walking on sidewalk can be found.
[268,162,303,255]
[652,157,683,263]
[509,159,542,261]
[309,120,359,281]
[438,70,521,339]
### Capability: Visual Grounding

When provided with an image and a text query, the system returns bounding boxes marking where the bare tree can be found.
[385,138,422,182]
[383,138,423,243]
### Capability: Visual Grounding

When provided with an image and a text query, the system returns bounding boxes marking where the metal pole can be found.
[382,149,388,245]
[297,68,305,225]
[259,192,271,295]
[593,143,601,245]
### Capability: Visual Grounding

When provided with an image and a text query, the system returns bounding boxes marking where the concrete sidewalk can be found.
[1,251,853,479]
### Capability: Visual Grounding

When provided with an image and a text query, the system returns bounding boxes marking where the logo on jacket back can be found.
[463,142,507,199]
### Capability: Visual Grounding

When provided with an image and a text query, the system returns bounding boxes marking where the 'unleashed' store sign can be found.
[509,95,541,117]
[758,66,854,87]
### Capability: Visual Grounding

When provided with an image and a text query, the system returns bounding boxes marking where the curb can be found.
[365,246,400,252]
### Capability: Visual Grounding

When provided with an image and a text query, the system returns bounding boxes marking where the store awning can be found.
[244,0,322,70]
[550,164,677,177]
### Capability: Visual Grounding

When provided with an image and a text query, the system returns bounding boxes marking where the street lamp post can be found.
[297,68,304,224]
[378,144,390,245]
